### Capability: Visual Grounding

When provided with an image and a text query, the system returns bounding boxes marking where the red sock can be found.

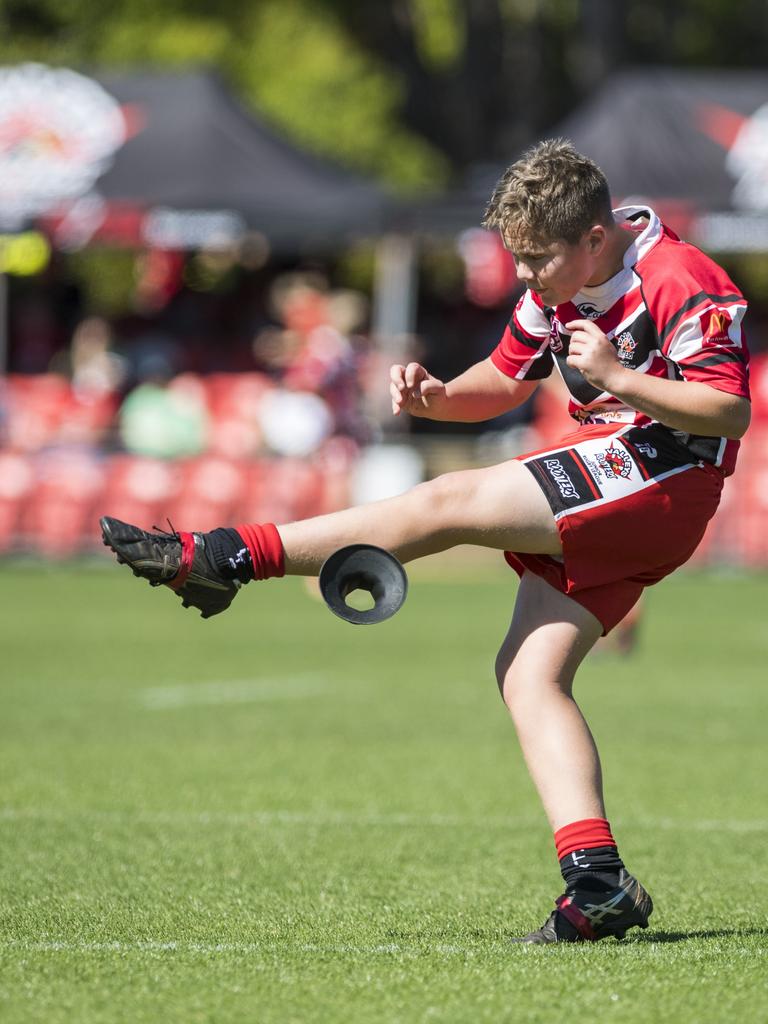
[554,817,617,860]
[554,817,624,888]
[235,523,285,580]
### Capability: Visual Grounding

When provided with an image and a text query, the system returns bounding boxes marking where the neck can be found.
[586,225,635,287]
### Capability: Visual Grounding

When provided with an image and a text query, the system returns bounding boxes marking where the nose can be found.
[515,260,535,284]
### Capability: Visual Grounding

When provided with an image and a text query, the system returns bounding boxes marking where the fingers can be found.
[390,364,406,414]
[390,362,427,415]
[404,362,425,389]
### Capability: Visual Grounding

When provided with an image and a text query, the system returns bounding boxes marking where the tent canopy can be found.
[551,67,768,210]
[408,68,768,245]
[93,70,390,247]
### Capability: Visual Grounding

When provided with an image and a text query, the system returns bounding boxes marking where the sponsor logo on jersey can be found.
[542,458,580,498]
[548,316,564,353]
[615,331,637,364]
[576,302,602,319]
[700,308,734,347]
[596,445,633,479]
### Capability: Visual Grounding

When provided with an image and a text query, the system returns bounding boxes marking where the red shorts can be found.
[505,423,725,634]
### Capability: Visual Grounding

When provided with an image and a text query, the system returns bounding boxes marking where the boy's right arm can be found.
[390,356,539,422]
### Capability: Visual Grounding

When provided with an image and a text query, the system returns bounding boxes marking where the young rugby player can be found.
[101,140,751,943]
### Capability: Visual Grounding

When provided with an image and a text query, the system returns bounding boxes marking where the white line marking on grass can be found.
[1,806,767,833]
[139,674,329,709]
[0,939,469,957]
[0,806,536,829]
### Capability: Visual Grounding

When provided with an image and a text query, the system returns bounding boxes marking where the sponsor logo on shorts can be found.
[596,445,633,479]
[635,442,657,458]
[543,458,580,498]
[580,453,605,482]
[615,331,637,364]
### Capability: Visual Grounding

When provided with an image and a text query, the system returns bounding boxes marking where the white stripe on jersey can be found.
[515,289,550,338]
[512,337,551,380]
[605,299,647,341]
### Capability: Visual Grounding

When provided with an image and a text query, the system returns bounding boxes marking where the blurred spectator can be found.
[252,272,373,445]
[118,362,208,459]
[51,315,127,398]
[257,389,333,457]
[117,326,184,390]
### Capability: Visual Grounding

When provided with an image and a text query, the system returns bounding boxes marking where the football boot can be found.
[100,516,240,619]
[511,869,653,944]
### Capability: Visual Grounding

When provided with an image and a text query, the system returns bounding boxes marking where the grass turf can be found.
[0,560,766,1023]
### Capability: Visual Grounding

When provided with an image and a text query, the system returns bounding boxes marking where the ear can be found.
[585,225,607,254]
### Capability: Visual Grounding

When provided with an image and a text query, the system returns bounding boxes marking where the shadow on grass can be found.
[385,926,767,945]
[631,927,767,943]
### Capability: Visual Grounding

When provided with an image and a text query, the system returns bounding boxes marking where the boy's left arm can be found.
[566,318,751,440]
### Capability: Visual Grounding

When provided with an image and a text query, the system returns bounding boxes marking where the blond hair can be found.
[482,139,613,248]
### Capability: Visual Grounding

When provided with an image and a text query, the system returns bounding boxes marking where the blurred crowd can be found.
[4,269,381,461]
[2,250,768,563]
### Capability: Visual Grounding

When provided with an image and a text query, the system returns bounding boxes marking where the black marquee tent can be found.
[410,68,768,250]
[0,64,401,369]
[552,68,768,210]
[0,66,391,250]
[92,70,391,248]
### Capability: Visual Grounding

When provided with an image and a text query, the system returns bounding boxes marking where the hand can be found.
[565,319,627,394]
[390,362,446,417]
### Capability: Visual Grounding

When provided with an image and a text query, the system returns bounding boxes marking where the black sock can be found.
[203,527,255,583]
[559,845,625,892]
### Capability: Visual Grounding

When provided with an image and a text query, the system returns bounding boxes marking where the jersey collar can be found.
[612,205,663,267]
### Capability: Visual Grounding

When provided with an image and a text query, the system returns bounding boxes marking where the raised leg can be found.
[279,459,561,574]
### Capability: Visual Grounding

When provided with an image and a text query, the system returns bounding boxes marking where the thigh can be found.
[443,458,562,555]
[495,572,603,701]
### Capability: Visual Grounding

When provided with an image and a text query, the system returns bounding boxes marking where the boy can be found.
[101,140,750,942]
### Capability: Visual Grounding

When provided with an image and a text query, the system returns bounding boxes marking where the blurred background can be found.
[1,0,767,564]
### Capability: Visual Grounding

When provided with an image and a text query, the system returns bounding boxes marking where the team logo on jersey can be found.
[700,308,734,347]
[543,458,580,498]
[548,316,564,353]
[615,331,637,364]
[576,302,602,319]
[596,445,632,479]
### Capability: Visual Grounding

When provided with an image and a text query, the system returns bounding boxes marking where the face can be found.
[508,229,604,306]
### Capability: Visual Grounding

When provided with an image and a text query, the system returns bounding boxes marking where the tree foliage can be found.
[0,0,765,189]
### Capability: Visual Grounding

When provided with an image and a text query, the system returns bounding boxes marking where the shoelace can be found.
[149,520,197,589]
[151,519,181,543]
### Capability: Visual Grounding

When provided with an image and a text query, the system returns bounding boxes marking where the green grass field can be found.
[1,559,766,1023]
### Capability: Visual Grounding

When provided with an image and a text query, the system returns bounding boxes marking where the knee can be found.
[414,471,467,520]
[495,655,570,722]
[495,650,525,714]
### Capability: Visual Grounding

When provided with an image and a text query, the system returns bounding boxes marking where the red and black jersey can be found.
[490,207,750,475]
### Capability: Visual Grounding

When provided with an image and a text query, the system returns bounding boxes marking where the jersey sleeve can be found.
[662,296,750,399]
[490,290,553,381]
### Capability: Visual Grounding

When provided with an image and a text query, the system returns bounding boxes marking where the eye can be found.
[514,252,546,265]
